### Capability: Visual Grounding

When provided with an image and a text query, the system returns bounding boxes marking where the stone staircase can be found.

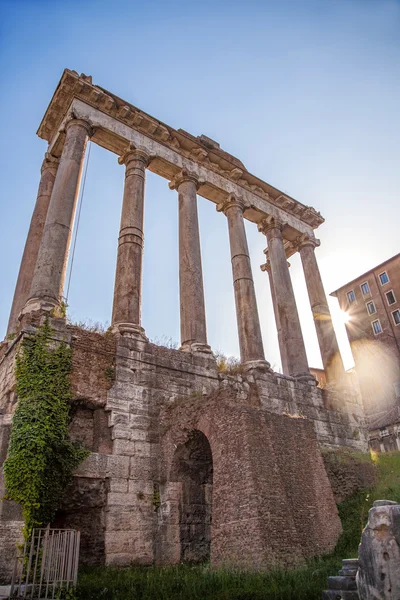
[322,559,359,600]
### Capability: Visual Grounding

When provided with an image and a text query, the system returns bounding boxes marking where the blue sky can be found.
[0,0,399,370]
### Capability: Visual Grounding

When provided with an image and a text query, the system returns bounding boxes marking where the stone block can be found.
[134,441,152,457]
[106,454,130,478]
[129,456,154,480]
[105,531,136,554]
[128,480,153,495]
[112,439,136,456]
[108,478,129,493]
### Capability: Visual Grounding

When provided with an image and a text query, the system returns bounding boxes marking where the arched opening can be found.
[170,430,213,563]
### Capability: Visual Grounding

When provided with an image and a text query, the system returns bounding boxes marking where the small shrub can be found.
[150,335,179,350]
[215,351,244,375]
[67,318,109,334]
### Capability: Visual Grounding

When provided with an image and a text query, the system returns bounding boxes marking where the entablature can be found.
[38,69,324,239]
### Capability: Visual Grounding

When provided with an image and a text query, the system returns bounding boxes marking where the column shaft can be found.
[112,148,149,335]
[259,218,311,379]
[299,239,345,383]
[170,170,209,351]
[7,153,59,334]
[218,196,267,365]
[263,263,290,375]
[29,119,91,304]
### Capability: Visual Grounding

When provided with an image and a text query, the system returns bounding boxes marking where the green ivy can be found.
[3,321,89,538]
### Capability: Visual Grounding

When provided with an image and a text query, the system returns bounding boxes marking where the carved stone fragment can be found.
[357,500,400,600]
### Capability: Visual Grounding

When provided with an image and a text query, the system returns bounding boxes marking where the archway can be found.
[170,430,213,563]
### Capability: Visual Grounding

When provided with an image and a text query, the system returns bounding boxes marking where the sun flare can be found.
[341,311,351,324]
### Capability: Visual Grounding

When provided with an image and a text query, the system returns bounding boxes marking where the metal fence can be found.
[10,528,80,599]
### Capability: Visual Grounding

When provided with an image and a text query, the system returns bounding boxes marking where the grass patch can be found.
[76,452,400,600]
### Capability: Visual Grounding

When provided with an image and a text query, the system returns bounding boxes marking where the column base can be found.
[242,359,272,372]
[21,297,58,314]
[295,372,318,384]
[180,342,213,355]
[111,322,148,341]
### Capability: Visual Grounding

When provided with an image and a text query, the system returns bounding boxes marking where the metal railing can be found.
[10,528,80,599]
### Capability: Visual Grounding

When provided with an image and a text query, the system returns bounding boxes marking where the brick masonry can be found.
[0,317,368,581]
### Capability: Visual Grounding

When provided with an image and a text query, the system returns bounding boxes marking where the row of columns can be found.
[8,115,345,384]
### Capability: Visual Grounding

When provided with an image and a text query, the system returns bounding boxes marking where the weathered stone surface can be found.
[170,170,209,352]
[322,449,377,503]
[29,118,91,305]
[7,153,59,336]
[217,195,267,365]
[298,236,345,384]
[54,477,107,566]
[357,501,400,600]
[259,217,313,380]
[158,388,342,569]
[112,147,150,334]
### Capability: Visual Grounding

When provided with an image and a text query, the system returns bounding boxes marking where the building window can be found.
[379,271,389,285]
[347,290,356,303]
[386,290,396,305]
[366,301,376,315]
[361,281,370,295]
[372,319,383,335]
[392,309,400,326]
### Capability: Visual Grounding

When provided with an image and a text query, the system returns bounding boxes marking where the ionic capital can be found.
[118,143,151,167]
[260,260,272,274]
[260,258,290,273]
[216,193,248,215]
[257,215,286,235]
[295,233,320,251]
[65,116,94,138]
[41,152,59,173]
[168,168,200,191]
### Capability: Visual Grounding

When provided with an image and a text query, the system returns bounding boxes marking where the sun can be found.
[341,311,351,324]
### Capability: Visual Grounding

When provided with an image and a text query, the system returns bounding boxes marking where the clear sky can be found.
[0,0,399,371]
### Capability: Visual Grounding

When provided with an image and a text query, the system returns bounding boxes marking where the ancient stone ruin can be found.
[0,69,368,580]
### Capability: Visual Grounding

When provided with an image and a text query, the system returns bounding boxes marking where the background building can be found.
[331,253,400,447]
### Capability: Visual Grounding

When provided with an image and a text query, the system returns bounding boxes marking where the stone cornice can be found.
[168,168,200,191]
[216,194,248,215]
[37,69,325,230]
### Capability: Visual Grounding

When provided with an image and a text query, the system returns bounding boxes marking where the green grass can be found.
[76,451,400,600]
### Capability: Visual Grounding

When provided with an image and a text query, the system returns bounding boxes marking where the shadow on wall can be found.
[170,430,213,564]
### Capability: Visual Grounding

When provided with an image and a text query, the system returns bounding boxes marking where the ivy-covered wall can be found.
[3,322,89,536]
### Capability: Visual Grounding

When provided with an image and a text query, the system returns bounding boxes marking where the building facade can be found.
[331,254,400,440]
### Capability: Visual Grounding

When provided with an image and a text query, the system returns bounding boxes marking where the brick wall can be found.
[158,389,342,569]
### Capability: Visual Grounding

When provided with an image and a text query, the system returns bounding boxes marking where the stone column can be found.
[298,234,345,384]
[258,216,313,381]
[7,152,59,335]
[260,260,290,375]
[169,169,210,353]
[27,118,92,307]
[217,195,269,367]
[112,145,150,338]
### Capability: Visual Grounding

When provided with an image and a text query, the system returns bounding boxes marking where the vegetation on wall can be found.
[3,321,89,537]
